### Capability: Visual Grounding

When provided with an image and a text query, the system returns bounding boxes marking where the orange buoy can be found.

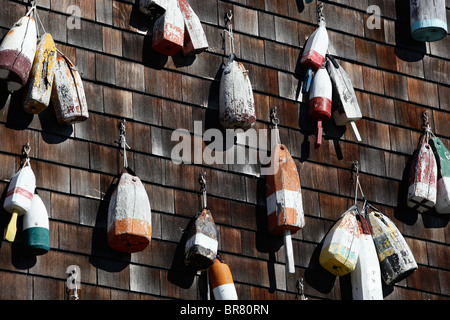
[152,0,184,56]
[266,108,305,273]
[209,255,238,300]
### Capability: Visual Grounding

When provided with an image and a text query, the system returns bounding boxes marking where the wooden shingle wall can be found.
[0,0,448,300]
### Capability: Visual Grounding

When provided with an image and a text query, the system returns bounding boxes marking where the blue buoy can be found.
[410,0,448,42]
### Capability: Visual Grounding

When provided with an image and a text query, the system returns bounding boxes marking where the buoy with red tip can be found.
[266,108,305,274]
[178,0,209,56]
[301,2,329,93]
[51,54,89,125]
[23,194,50,255]
[3,144,36,243]
[184,173,218,271]
[152,0,185,56]
[308,66,332,148]
[407,111,437,212]
[326,56,362,142]
[429,136,450,214]
[208,254,238,300]
[24,33,57,114]
[0,8,37,92]
[107,121,152,253]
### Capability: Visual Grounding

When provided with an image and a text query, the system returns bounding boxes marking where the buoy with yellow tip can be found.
[3,144,36,243]
[208,255,238,300]
[24,33,57,114]
[0,8,37,92]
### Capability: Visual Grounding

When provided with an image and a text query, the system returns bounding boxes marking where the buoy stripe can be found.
[186,233,218,253]
[212,284,238,300]
[6,187,34,201]
[266,189,303,216]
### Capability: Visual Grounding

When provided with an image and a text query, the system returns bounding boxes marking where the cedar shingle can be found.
[407,78,439,108]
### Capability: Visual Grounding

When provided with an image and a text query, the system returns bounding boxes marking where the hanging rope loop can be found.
[316,1,326,25]
[223,10,235,55]
[352,161,365,209]
[270,107,281,146]
[22,142,31,168]
[118,120,131,169]
[198,172,207,209]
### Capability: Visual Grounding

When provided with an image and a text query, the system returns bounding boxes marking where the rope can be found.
[118,120,131,169]
[270,107,281,146]
[198,172,207,209]
[224,11,235,55]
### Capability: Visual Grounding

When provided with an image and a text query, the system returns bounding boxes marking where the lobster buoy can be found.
[23,194,50,255]
[301,6,329,93]
[308,67,332,148]
[351,213,383,300]
[208,255,238,300]
[429,137,450,214]
[319,205,361,276]
[139,0,167,22]
[152,0,184,56]
[410,0,448,42]
[326,56,362,141]
[178,0,209,56]
[407,140,437,212]
[367,206,417,286]
[107,169,152,253]
[24,33,57,114]
[184,208,218,271]
[51,56,89,124]
[3,165,36,242]
[219,54,256,130]
[266,143,305,273]
[0,14,37,92]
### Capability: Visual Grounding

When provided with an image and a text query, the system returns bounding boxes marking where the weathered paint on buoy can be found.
[0,15,37,92]
[301,16,329,93]
[326,56,362,141]
[209,255,238,300]
[51,56,89,124]
[266,143,304,273]
[219,54,256,130]
[309,67,332,148]
[184,208,218,271]
[410,0,448,42]
[3,165,36,242]
[407,141,437,212]
[429,137,450,214]
[368,207,417,285]
[351,214,383,300]
[24,33,57,114]
[23,194,50,255]
[107,170,152,253]
[178,0,209,56]
[152,0,184,56]
[319,206,361,277]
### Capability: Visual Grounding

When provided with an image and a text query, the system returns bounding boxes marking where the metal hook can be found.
[22,143,31,159]
[225,10,233,25]
[270,107,279,126]
[198,172,207,209]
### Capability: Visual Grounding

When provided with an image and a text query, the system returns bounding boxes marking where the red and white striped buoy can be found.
[152,0,184,56]
[0,13,37,92]
[3,163,36,242]
[24,33,57,114]
[308,67,332,148]
[51,55,89,124]
[209,255,238,300]
[266,137,305,273]
[301,3,329,93]
[178,0,209,56]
